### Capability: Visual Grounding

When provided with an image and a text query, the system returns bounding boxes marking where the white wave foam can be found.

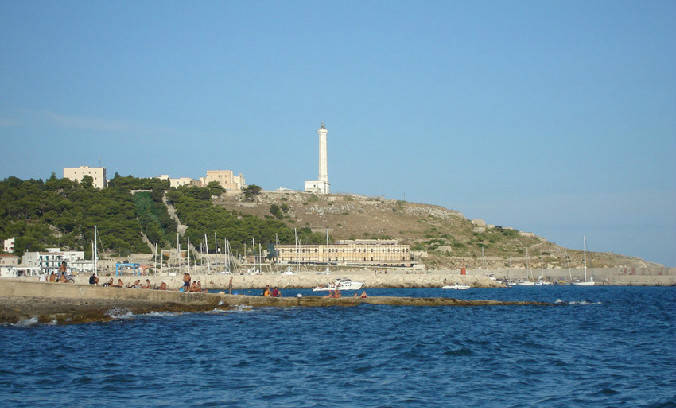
[13,317,39,327]
[554,299,602,305]
[216,304,254,313]
[142,311,180,317]
[106,308,135,319]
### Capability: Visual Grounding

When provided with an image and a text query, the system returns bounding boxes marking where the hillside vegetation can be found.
[0,175,660,269]
[0,176,324,258]
[0,174,171,256]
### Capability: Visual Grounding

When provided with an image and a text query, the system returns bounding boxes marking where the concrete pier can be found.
[0,280,550,324]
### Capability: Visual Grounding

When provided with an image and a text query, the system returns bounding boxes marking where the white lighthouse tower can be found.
[318,123,328,186]
[305,122,330,194]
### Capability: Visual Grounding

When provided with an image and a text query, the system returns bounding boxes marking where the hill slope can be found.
[214,190,660,269]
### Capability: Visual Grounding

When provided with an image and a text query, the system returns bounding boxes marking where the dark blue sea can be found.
[1,286,674,407]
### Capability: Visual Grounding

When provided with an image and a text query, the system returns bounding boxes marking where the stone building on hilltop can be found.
[63,166,107,189]
[201,170,246,192]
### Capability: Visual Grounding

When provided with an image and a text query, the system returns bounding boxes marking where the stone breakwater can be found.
[69,270,504,290]
[0,280,550,325]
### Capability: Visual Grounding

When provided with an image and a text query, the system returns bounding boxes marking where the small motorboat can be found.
[312,278,363,292]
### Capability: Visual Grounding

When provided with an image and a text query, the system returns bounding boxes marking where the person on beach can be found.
[49,272,56,282]
[58,261,67,279]
[189,281,199,292]
[89,273,98,285]
[159,281,167,290]
[183,272,191,291]
[196,281,205,292]
[271,287,280,297]
[142,279,151,289]
[113,279,124,288]
[262,285,271,296]
[103,278,113,287]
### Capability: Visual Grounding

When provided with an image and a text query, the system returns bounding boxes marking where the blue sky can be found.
[1,1,675,266]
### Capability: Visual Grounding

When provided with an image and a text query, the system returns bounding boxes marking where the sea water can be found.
[1,286,674,407]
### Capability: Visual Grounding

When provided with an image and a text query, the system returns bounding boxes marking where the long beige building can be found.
[276,239,413,267]
[63,166,107,188]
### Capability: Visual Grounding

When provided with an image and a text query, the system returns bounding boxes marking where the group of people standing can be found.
[47,261,72,283]
[262,284,281,297]
[181,272,206,292]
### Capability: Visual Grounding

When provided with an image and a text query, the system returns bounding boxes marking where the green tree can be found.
[242,184,262,202]
[81,175,94,189]
[207,181,225,196]
[270,204,282,219]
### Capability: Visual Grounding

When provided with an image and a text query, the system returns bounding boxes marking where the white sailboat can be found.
[573,236,595,286]
[516,247,536,285]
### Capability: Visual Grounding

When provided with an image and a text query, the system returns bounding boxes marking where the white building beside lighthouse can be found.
[304,122,330,194]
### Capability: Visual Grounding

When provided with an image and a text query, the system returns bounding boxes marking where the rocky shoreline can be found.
[0,279,551,325]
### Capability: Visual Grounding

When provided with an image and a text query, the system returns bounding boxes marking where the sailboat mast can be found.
[93,225,97,275]
[295,228,299,273]
[583,236,588,282]
[526,247,531,281]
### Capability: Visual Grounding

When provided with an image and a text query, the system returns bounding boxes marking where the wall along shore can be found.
[72,267,676,288]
